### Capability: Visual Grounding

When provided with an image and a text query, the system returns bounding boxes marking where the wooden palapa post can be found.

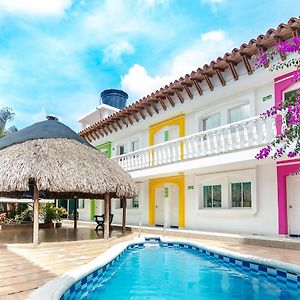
[33,182,39,246]
[122,197,127,234]
[104,192,110,239]
[74,197,78,229]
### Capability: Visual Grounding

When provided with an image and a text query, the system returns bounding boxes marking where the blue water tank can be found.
[100,89,128,109]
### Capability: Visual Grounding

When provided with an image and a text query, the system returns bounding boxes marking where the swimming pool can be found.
[61,241,300,300]
[28,237,300,300]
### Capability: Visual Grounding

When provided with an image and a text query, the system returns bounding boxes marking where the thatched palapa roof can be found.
[0,118,137,199]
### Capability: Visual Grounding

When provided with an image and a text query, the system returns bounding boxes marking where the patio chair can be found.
[94,214,113,232]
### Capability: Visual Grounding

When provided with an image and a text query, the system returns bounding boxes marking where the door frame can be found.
[149,175,185,227]
[277,159,300,234]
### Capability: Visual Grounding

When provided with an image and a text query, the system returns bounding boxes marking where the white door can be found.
[287,175,300,235]
[169,185,179,228]
[155,187,164,226]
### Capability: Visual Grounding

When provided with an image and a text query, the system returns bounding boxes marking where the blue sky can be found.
[0,0,298,131]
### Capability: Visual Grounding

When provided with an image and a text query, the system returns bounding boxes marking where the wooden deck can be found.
[1,227,300,300]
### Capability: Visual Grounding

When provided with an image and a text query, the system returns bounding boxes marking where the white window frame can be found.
[230,181,252,208]
[228,103,250,124]
[196,169,257,217]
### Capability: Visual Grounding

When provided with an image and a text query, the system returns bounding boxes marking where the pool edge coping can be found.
[27,235,300,300]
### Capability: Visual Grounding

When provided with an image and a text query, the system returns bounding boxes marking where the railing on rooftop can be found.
[111,116,275,172]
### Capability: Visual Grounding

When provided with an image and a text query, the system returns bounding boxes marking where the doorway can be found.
[287,175,300,236]
[154,184,179,228]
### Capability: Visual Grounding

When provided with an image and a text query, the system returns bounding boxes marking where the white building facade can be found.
[78,17,300,237]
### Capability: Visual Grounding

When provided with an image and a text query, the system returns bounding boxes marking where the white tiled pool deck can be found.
[1,223,300,299]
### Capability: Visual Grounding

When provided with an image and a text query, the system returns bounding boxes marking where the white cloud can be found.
[121,64,173,99]
[202,0,226,12]
[0,0,72,16]
[121,30,234,100]
[138,0,173,7]
[103,40,135,64]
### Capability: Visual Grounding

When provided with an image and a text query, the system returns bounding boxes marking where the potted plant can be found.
[54,207,67,228]
[40,203,57,229]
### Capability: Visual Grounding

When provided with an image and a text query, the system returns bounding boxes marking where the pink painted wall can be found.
[275,70,299,234]
[277,162,300,234]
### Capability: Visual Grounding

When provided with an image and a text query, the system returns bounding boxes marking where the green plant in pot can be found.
[54,207,67,228]
[40,203,57,227]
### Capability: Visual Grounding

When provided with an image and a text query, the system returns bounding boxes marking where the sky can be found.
[0,0,299,131]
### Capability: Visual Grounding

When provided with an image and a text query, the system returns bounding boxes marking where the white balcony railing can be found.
[112,116,275,172]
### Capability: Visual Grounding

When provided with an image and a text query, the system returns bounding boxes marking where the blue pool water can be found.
[76,245,299,300]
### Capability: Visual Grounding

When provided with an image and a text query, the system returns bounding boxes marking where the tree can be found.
[0,107,17,137]
[255,36,300,160]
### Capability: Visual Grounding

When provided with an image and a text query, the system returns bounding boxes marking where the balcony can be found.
[111,116,275,172]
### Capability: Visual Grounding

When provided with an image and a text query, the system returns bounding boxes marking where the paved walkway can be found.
[1,229,300,299]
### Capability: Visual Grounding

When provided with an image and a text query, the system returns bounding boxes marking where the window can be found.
[119,140,139,155]
[284,89,298,103]
[203,185,222,208]
[132,140,139,152]
[78,199,85,209]
[164,130,169,142]
[231,182,251,207]
[202,113,221,131]
[132,196,139,208]
[228,104,250,124]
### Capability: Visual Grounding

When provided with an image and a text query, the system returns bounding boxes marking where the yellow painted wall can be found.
[149,175,185,227]
[149,114,185,146]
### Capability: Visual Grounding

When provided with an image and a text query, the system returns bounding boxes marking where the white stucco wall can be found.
[184,163,278,235]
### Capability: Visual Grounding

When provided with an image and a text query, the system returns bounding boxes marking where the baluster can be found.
[172,143,177,162]
[184,139,189,159]
[235,125,241,149]
[153,148,157,166]
[252,120,258,145]
[212,131,218,153]
[206,133,211,155]
[220,129,225,152]
[200,135,205,156]
[162,145,167,164]
[261,118,267,143]
[193,136,198,158]
[158,147,163,165]
[149,149,153,167]
[227,127,233,151]
[176,141,181,161]
[271,117,277,141]
[243,122,249,148]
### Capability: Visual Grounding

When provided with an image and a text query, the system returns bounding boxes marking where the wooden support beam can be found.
[183,85,193,99]
[174,89,184,103]
[104,192,110,240]
[158,98,167,110]
[122,197,126,234]
[192,80,203,95]
[131,113,140,122]
[204,75,214,91]
[115,120,122,130]
[121,118,128,126]
[97,129,104,137]
[102,127,108,135]
[215,69,226,86]
[93,131,100,139]
[150,102,159,114]
[85,134,92,142]
[138,109,146,120]
[228,62,239,81]
[106,126,113,134]
[33,182,39,246]
[241,55,253,75]
[74,197,78,229]
[166,95,175,107]
[143,104,153,117]
[126,115,133,125]
[110,123,118,132]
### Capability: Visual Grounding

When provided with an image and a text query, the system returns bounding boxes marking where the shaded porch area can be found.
[0,221,131,244]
